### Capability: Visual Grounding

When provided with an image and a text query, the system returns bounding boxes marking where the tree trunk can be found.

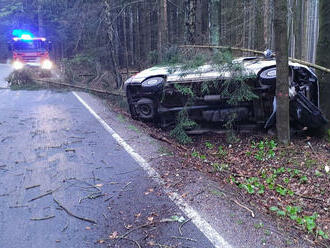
[177,0,183,44]
[248,1,255,50]
[37,0,45,36]
[123,10,129,74]
[274,0,290,144]
[104,0,122,88]
[263,0,270,48]
[158,0,168,60]
[129,6,134,66]
[301,0,308,61]
[209,0,219,45]
[133,5,141,68]
[201,0,209,44]
[195,0,209,44]
[316,0,330,127]
[294,0,302,59]
[185,0,197,44]
[288,0,294,57]
[218,0,223,45]
[242,1,247,49]
[139,1,152,64]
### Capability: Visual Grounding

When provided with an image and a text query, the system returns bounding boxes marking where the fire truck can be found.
[9,30,53,71]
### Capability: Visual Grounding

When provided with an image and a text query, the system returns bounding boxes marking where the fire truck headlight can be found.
[41,60,53,70]
[13,61,24,70]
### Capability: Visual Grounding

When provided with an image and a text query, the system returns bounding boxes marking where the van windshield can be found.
[13,40,46,51]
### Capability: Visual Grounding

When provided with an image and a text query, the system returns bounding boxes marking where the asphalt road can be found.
[0,66,215,247]
[0,64,11,88]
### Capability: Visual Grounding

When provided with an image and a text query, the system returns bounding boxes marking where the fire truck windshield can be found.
[13,40,46,51]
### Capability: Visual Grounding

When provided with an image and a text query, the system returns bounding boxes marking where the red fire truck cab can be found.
[9,34,53,71]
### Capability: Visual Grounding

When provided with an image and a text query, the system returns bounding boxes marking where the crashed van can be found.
[124,54,327,131]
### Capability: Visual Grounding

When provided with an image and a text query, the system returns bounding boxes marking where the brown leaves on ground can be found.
[109,231,118,240]
[170,133,330,242]
[144,188,154,195]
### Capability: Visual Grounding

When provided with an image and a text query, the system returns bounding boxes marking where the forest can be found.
[0,0,329,126]
[0,1,322,64]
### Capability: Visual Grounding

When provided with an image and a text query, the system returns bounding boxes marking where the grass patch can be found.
[127,124,140,133]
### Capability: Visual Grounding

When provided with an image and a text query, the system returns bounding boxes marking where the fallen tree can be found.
[179,45,330,74]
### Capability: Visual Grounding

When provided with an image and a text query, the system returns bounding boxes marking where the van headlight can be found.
[142,77,164,88]
[41,59,53,70]
[12,60,24,70]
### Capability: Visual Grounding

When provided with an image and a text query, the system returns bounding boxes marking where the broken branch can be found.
[30,215,55,221]
[9,205,29,208]
[233,199,255,218]
[53,198,97,224]
[295,193,324,202]
[28,191,53,202]
[179,218,191,236]
[79,193,106,204]
[171,236,197,242]
[64,178,101,192]
[28,186,61,202]
[150,133,187,151]
[25,184,41,190]
[61,222,69,232]
[120,237,142,248]
[118,223,153,239]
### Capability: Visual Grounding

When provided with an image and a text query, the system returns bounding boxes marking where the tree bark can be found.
[294,0,302,59]
[218,0,223,45]
[301,0,308,61]
[201,0,209,44]
[274,0,290,144]
[129,6,134,66]
[104,0,122,88]
[263,0,270,48]
[37,0,45,36]
[185,0,197,44]
[208,0,219,45]
[316,0,330,127]
[158,0,168,60]
[123,10,129,74]
[195,0,209,44]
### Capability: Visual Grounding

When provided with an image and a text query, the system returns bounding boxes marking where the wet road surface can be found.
[0,64,11,88]
[0,71,215,247]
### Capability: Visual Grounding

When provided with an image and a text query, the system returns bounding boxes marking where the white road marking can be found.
[73,91,233,248]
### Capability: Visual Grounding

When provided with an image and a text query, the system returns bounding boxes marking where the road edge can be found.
[72,91,232,248]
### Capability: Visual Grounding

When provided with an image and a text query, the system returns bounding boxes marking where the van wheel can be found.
[136,98,155,120]
[128,103,139,120]
[259,67,276,85]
